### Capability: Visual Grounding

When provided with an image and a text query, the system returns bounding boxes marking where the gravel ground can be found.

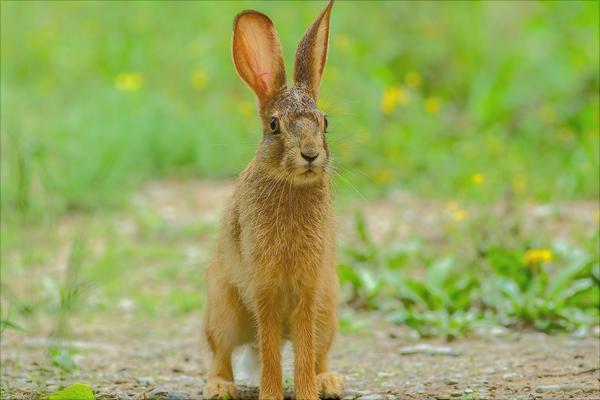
[2,180,598,400]
[1,316,599,400]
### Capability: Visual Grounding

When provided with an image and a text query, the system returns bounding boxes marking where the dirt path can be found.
[1,180,599,399]
[2,317,599,399]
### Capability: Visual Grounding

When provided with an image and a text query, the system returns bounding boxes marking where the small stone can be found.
[410,383,425,394]
[46,385,60,393]
[356,394,387,400]
[534,384,583,393]
[450,392,463,397]
[502,372,519,382]
[136,376,154,386]
[147,387,191,400]
[445,378,459,385]
[464,388,473,394]
[345,390,370,397]
[399,344,461,356]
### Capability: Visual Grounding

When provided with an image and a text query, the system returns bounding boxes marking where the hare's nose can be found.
[301,152,318,163]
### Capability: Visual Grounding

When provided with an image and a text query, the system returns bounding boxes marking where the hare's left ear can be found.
[294,0,334,100]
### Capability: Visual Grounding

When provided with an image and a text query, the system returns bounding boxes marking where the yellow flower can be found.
[512,175,526,194]
[451,209,467,222]
[424,97,440,114]
[404,71,421,88]
[238,101,253,117]
[191,69,208,89]
[373,169,393,184]
[114,72,143,92]
[472,172,485,186]
[446,201,468,222]
[522,248,553,265]
[381,86,410,114]
[381,87,399,113]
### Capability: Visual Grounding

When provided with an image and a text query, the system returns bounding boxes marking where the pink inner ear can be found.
[233,11,285,100]
[241,19,277,95]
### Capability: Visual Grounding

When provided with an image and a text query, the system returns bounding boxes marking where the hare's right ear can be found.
[232,11,286,106]
[294,0,334,100]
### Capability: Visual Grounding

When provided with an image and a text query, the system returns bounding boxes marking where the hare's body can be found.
[204,163,339,398]
[203,2,341,399]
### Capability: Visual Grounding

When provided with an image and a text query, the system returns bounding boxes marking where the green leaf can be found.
[48,384,95,400]
[547,256,590,299]
[354,212,371,245]
[49,348,76,371]
[0,317,22,332]
[337,264,362,287]
[425,257,454,308]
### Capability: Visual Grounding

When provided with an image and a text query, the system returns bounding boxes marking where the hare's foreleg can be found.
[292,291,318,400]
[315,293,343,398]
[256,291,284,399]
[203,278,251,399]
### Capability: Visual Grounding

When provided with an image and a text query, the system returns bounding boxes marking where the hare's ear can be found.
[232,10,287,106]
[294,0,334,100]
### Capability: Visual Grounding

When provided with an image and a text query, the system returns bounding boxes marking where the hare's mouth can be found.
[293,166,321,182]
[301,166,318,176]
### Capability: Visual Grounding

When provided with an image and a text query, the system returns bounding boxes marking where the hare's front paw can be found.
[317,372,343,399]
[203,378,238,399]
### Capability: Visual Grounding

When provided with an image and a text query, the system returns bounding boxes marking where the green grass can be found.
[339,212,599,339]
[1,1,598,216]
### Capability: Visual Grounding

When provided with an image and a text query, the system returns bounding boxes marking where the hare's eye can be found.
[324,116,329,132]
[270,117,279,133]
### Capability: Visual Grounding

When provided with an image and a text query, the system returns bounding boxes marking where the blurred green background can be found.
[1,0,599,356]
[1,0,598,215]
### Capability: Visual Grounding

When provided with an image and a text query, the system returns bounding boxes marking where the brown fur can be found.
[203,1,341,399]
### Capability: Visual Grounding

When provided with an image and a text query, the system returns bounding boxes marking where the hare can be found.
[202,1,342,399]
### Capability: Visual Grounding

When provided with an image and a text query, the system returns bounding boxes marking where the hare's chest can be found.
[243,206,328,270]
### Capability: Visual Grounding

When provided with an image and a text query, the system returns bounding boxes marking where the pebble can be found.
[147,387,191,400]
[534,384,583,393]
[409,383,425,394]
[136,376,154,386]
[502,372,519,382]
[48,385,62,392]
[445,377,459,385]
[399,344,461,356]
[345,390,370,397]
[356,394,387,400]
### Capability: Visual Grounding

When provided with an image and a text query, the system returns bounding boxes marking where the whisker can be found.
[330,169,366,200]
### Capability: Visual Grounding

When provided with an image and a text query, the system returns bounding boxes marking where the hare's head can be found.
[232,1,334,186]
